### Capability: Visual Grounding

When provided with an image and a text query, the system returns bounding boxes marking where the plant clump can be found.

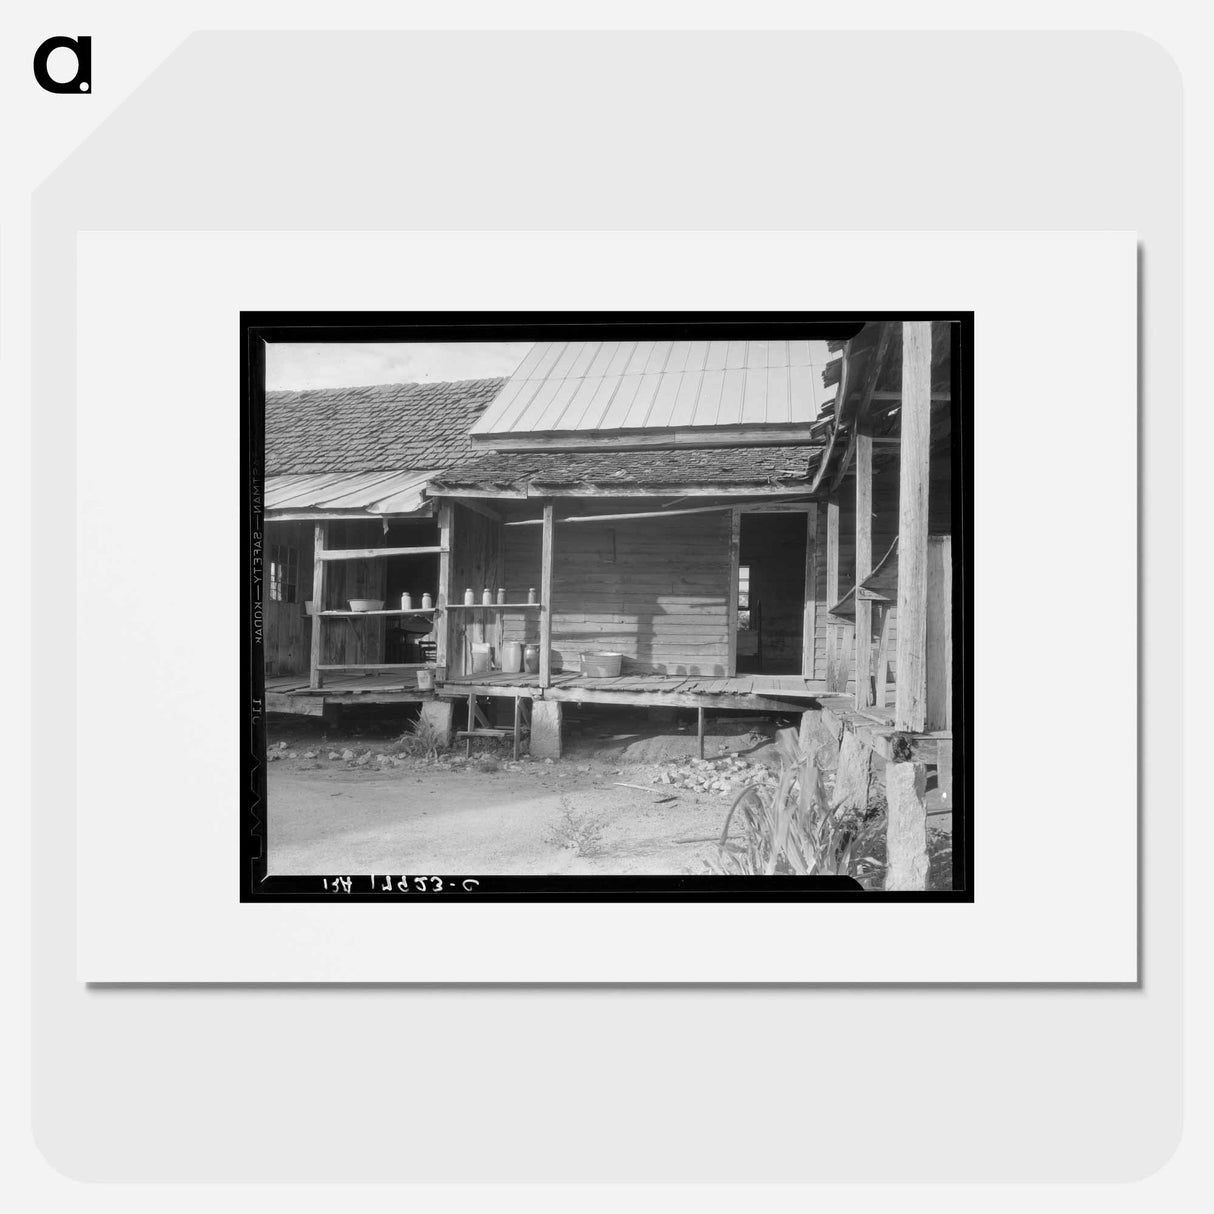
[714,726,885,879]
[544,799,607,858]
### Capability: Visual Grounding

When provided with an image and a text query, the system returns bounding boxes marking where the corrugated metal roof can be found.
[470,341,837,439]
[265,469,435,517]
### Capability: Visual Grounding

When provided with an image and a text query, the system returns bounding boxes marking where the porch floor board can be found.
[266,669,829,713]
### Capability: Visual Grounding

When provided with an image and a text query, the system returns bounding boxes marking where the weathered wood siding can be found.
[317,520,386,667]
[446,504,503,677]
[502,511,732,676]
[263,521,315,676]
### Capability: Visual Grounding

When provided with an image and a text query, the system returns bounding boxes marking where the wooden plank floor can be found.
[267,668,829,711]
[443,671,827,700]
[268,669,425,697]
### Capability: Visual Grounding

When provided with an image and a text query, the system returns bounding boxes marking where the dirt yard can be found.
[264,706,953,882]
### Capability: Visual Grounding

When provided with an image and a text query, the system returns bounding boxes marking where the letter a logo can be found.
[33,36,92,94]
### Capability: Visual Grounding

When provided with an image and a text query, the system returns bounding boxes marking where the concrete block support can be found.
[885,760,929,891]
[833,730,873,810]
[798,708,839,763]
[530,700,563,760]
[419,700,454,749]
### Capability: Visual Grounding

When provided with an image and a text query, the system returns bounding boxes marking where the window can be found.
[269,542,300,603]
[737,563,751,631]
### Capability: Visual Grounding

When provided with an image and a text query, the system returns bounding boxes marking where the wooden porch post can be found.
[309,522,327,689]
[435,501,452,680]
[727,508,741,676]
[888,320,933,892]
[801,503,819,678]
[854,430,874,708]
[825,497,842,691]
[925,535,953,730]
[539,500,555,689]
[895,321,932,733]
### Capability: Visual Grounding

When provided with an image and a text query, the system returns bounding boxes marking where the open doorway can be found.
[736,512,808,674]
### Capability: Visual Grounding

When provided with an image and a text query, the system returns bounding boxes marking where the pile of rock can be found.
[650,756,778,798]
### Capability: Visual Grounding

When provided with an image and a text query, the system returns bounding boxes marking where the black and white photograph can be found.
[244,314,970,900]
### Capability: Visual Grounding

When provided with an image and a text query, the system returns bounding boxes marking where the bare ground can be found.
[264,707,953,881]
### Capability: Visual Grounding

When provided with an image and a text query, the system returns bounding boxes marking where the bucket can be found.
[416,669,435,691]
[580,652,623,678]
[500,641,523,674]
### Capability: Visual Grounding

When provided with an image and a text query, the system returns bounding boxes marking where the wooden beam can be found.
[453,498,502,524]
[309,523,326,689]
[697,707,706,760]
[825,498,842,692]
[802,504,819,678]
[874,605,894,709]
[316,663,431,672]
[528,483,813,500]
[895,321,933,732]
[502,497,810,525]
[539,500,555,689]
[429,482,815,500]
[869,392,950,402]
[469,422,824,452]
[827,325,895,494]
[925,536,953,730]
[727,509,741,676]
[266,507,434,523]
[817,697,949,765]
[854,430,874,708]
[317,545,446,561]
[543,687,817,713]
[435,502,452,680]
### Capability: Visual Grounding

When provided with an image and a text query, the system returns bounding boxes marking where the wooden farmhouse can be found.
[262,323,956,887]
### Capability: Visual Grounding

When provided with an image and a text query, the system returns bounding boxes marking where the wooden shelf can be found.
[447,602,543,610]
[317,545,447,561]
[317,663,433,672]
[318,608,440,617]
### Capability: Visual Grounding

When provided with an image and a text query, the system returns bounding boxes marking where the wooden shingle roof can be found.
[265,377,506,475]
[430,446,817,495]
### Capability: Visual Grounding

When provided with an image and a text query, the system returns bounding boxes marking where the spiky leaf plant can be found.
[715,726,885,878]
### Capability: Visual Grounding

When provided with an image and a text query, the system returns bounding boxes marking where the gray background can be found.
[32,31,1180,1180]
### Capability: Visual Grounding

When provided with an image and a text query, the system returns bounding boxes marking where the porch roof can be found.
[264,468,435,519]
[428,445,818,497]
[265,376,504,475]
[469,340,838,450]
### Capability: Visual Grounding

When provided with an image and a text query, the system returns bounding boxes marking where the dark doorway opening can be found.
[737,512,807,675]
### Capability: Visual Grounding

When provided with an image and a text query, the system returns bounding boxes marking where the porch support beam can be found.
[539,500,555,689]
[727,509,741,676]
[825,497,844,692]
[855,429,874,708]
[802,503,819,678]
[435,502,452,680]
[894,321,933,732]
[309,522,327,689]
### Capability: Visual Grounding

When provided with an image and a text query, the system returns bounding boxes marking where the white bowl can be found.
[348,598,385,612]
